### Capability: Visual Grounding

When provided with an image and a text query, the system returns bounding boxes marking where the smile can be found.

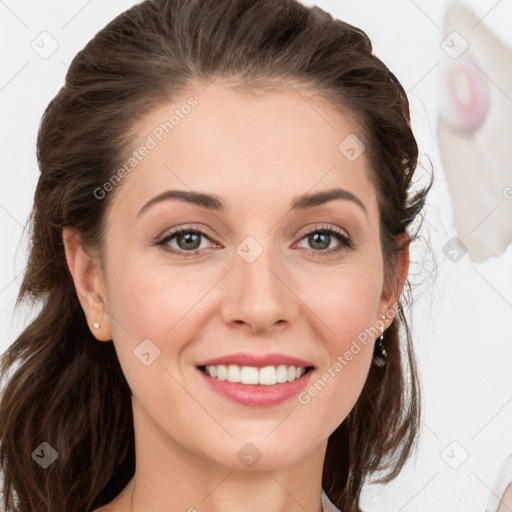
[199,364,313,385]
[196,364,315,407]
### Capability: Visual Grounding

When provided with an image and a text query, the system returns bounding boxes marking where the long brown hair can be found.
[0,1,432,511]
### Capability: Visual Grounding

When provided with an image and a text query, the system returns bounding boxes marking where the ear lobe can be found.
[62,227,112,341]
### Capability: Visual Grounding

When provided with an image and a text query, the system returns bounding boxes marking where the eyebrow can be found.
[137,187,367,217]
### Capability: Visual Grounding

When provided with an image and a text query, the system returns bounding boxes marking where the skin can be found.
[499,484,512,512]
[63,79,409,512]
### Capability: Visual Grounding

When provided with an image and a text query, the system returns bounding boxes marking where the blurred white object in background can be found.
[486,452,512,512]
[437,3,512,261]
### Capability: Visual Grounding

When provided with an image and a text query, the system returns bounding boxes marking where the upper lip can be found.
[196,352,315,368]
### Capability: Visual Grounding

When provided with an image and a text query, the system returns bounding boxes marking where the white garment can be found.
[321,489,343,512]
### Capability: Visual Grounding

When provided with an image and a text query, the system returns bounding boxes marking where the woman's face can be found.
[81,79,404,472]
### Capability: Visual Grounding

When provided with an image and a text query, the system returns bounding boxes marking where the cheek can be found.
[104,254,210,368]
[298,255,383,345]
[311,276,378,379]
[295,260,382,420]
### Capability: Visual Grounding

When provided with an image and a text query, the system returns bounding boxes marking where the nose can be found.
[220,242,298,334]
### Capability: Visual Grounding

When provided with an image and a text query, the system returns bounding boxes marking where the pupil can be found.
[180,232,200,250]
[310,232,329,250]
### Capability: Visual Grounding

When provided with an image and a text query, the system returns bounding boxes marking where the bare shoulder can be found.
[92,505,123,512]
[92,506,115,512]
[92,482,132,512]
[92,497,127,512]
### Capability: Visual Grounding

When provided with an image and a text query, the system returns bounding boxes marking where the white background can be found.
[1,1,512,511]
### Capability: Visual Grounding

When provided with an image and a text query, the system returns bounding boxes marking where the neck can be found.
[130,477,325,512]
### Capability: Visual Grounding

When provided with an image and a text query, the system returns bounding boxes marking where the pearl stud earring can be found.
[93,322,100,329]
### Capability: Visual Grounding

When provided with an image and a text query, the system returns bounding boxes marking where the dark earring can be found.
[373,315,387,367]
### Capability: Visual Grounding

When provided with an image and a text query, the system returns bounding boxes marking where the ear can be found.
[378,232,410,327]
[62,227,112,341]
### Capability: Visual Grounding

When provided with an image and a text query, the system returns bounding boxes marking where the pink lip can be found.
[195,352,315,369]
[196,366,315,407]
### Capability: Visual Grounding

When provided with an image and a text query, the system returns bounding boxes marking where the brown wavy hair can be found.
[0,1,432,511]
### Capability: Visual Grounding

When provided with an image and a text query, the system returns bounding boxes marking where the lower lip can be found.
[196,367,315,407]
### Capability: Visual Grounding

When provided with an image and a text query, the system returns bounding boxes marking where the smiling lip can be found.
[195,352,315,407]
[195,352,315,368]
[196,366,315,407]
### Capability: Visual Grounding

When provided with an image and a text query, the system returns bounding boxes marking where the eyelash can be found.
[155,224,354,258]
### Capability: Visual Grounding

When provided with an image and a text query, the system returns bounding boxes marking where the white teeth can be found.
[276,365,288,383]
[258,366,276,385]
[227,364,240,382]
[216,365,227,380]
[240,366,259,384]
[203,364,307,385]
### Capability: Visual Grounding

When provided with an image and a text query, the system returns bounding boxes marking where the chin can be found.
[206,435,317,472]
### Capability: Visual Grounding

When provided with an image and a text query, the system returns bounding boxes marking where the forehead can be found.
[109,79,378,222]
